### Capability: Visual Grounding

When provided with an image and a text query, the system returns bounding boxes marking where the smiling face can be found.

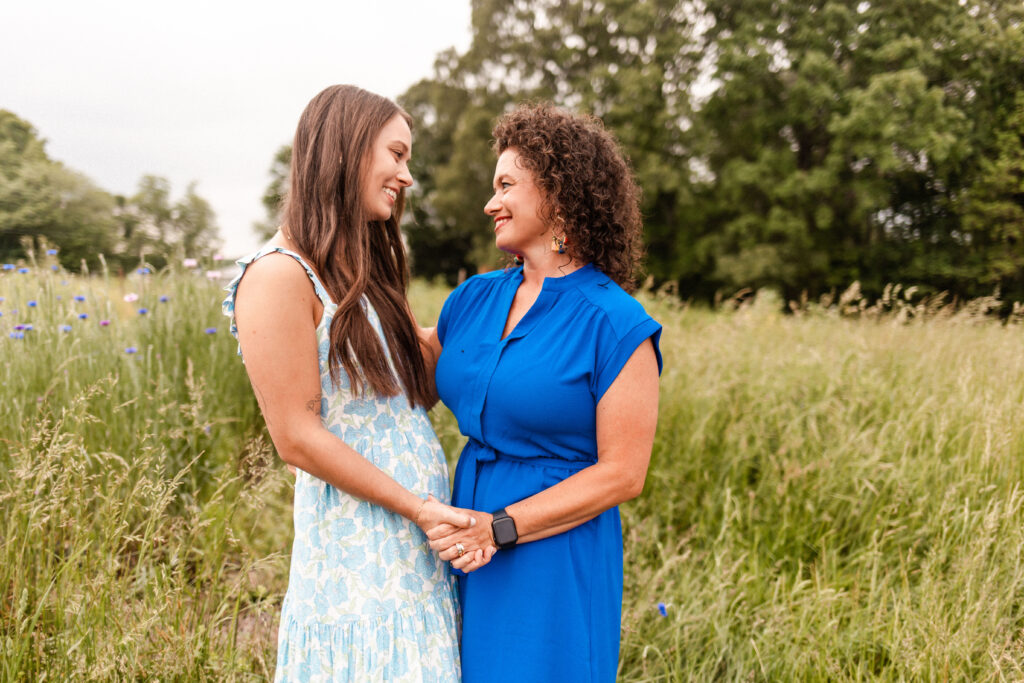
[484,148,550,256]
[360,113,413,221]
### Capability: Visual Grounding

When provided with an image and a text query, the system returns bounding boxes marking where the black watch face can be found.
[493,517,517,547]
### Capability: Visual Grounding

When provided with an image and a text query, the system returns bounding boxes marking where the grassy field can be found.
[3,254,1024,680]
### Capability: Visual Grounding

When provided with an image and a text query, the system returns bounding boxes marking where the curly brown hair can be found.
[491,103,643,291]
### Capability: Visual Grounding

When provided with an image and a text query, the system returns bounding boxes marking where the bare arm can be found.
[414,322,440,409]
[235,253,472,532]
[429,338,660,560]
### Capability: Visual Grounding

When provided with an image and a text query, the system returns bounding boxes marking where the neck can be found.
[519,249,584,287]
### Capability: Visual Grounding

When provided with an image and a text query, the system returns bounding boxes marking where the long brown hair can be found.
[283,84,431,408]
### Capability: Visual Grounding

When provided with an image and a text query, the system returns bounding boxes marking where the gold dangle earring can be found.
[551,215,568,254]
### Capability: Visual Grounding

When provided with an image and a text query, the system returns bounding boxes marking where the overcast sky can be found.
[2,0,473,257]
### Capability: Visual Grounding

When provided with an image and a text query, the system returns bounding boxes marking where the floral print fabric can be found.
[224,247,460,682]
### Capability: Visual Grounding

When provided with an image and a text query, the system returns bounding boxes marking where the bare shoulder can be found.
[235,252,322,324]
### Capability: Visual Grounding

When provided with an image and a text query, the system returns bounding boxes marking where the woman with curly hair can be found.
[423,103,663,681]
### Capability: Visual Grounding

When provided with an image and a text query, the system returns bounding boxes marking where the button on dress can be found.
[435,263,663,683]
[223,247,461,682]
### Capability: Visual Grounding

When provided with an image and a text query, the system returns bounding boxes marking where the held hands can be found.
[426,509,498,573]
[414,494,475,533]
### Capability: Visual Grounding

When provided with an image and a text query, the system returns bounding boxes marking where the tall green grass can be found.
[4,256,1024,679]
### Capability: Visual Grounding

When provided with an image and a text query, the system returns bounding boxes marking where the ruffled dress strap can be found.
[222,246,334,357]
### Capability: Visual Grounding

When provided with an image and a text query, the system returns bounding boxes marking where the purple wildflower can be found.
[60,325,72,333]
[204,327,217,334]
[99,320,110,326]
[13,324,25,331]
[51,265,59,271]
[125,346,138,354]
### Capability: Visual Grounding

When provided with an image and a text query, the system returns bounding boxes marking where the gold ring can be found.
[455,542,465,557]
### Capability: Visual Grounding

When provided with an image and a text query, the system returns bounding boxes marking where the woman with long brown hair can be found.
[223,85,472,681]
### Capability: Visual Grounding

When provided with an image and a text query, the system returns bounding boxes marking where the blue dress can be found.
[435,263,662,682]
[223,247,461,682]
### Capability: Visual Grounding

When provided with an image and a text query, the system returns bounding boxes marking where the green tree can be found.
[173,182,220,258]
[253,145,291,241]
[398,0,699,284]
[400,0,1024,303]
[0,110,118,269]
[688,0,1024,300]
[115,175,221,269]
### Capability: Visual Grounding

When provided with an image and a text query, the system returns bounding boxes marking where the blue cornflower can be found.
[159,295,169,303]
[46,249,58,255]
[137,267,151,275]
[204,327,217,334]
[74,295,85,302]
[60,325,72,333]
[28,301,37,307]
[138,308,148,315]
[51,265,59,271]
[9,331,24,339]
[657,602,668,617]
[78,313,88,319]
[2,264,13,270]
[56,296,62,301]
[125,346,138,354]
[18,268,29,274]
[22,324,33,331]
[0,297,3,302]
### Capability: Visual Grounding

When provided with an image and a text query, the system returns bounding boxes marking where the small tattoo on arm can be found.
[306,394,322,415]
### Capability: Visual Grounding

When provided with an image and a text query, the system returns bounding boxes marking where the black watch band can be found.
[491,508,518,550]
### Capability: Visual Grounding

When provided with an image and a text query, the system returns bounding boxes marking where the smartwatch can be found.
[491,508,518,550]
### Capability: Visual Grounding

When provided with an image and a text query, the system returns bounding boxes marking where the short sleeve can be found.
[594,316,663,402]
[437,279,468,346]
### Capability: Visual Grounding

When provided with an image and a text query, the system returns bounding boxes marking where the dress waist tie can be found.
[453,438,592,512]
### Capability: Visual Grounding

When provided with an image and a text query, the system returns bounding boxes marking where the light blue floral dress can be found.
[223,246,460,682]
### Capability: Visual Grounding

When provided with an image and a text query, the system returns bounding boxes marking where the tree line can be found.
[0,110,220,272]
[348,0,1019,304]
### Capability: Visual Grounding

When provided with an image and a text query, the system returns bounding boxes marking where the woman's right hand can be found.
[414,494,475,534]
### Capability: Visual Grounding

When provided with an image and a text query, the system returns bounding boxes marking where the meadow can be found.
[3,253,1024,681]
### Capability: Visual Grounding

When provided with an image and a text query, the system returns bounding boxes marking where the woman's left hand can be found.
[427,510,497,571]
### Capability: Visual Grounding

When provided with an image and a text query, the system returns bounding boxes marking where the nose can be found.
[484,192,501,216]
[397,162,413,188]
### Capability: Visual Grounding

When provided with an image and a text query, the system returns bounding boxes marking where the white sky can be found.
[1,0,473,257]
